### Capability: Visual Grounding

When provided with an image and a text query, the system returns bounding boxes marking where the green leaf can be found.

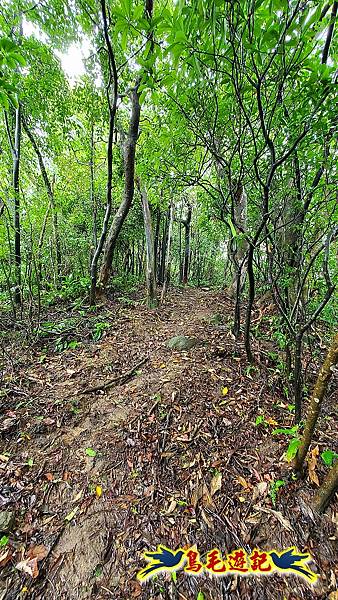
[227,216,237,238]
[272,425,298,436]
[10,52,26,66]
[0,91,9,110]
[85,447,97,457]
[321,450,338,467]
[0,536,9,547]
[196,593,205,600]
[285,438,300,462]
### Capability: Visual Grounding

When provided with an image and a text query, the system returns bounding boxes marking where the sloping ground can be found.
[0,288,337,600]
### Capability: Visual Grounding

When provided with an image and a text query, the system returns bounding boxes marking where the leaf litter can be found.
[0,288,337,599]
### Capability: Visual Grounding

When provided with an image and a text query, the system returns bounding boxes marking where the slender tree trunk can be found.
[98,83,141,288]
[90,122,97,266]
[295,332,338,472]
[154,206,161,279]
[159,211,169,285]
[293,334,304,424]
[244,243,255,362]
[312,460,338,513]
[23,119,62,285]
[13,105,21,305]
[182,204,192,285]
[138,179,157,307]
[161,201,174,303]
[89,0,118,304]
[98,0,153,292]
[179,207,183,283]
[229,182,248,297]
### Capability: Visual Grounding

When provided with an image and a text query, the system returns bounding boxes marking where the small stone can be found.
[167,336,199,351]
[0,511,14,533]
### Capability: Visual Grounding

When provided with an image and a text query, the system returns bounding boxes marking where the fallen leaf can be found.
[16,557,39,578]
[266,417,278,426]
[210,472,222,497]
[0,548,11,567]
[254,505,293,532]
[252,481,268,501]
[200,508,214,528]
[45,473,54,481]
[73,490,83,503]
[130,580,142,597]
[236,475,251,490]
[164,499,177,515]
[27,544,48,561]
[65,506,79,522]
[191,483,215,509]
[0,455,9,463]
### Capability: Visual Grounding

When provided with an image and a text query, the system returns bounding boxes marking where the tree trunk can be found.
[89,0,118,304]
[13,105,21,305]
[294,332,338,472]
[23,119,62,285]
[312,459,338,513]
[98,83,140,288]
[90,122,97,266]
[154,206,161,279]
[293,333,304,424]
[158,210,169,285]
[244,242,255,363]
[138,179,157,307]
[229,181,248,297]
[182,203,192,285]
[161,201,174,303]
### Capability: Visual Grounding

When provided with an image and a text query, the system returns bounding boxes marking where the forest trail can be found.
[1,289,336,600]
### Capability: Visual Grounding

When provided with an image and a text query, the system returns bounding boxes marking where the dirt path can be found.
[1,289,337,600]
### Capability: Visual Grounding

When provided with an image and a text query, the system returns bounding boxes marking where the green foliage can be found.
[85,448,96,457]
[285,438,301,462]
[0,536,9,547]
[269,479,285,506]
[272,425,299,436]
[321,450,338,467]
[92,321,110,341]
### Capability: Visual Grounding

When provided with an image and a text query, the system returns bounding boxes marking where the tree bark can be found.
[99,83,141,289]
[138,179,158,307]
[13,105,21,305]
[161,201,174,303]
[23,119,62,285]
[312,459,338,513]
[90,121,97,266]
[294,332,338,472]
[229,181,248,297]
[154,206,161,278]
[182,203,192,285]
[89,0,118,304]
